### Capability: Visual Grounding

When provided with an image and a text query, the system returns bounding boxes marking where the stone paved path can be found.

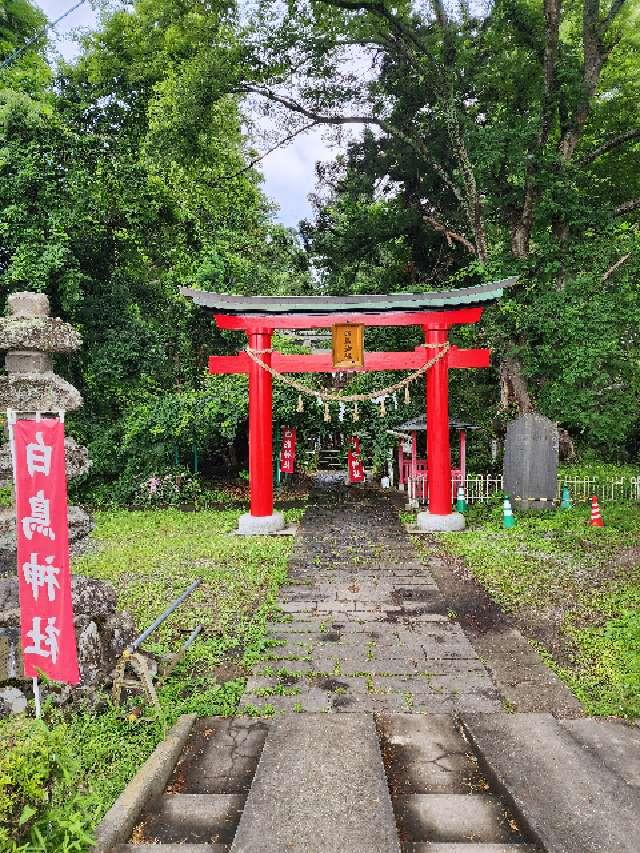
[241,480,503,714]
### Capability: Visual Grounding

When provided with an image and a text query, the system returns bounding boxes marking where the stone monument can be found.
[503,412,559,510]
[0,292,93,568]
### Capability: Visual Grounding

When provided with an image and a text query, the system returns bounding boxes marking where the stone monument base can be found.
[237,511,285,535]
[416,510,465,532]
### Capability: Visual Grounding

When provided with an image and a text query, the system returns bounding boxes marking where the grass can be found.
[1,505,301,851]
[436,500,640,719]
[558,461,640,480]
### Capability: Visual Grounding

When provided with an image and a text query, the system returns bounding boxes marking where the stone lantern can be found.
[0,292,92,571]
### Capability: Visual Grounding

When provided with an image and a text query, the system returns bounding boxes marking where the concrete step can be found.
[560,717,640,787]
[118,846,227,852]
[461,712,640,853]
[230,712,400,852]
[140,793,244,845]
[398,794,522,844]
[169,717,269,795]
[377,713,480,794]
[409,845,538,852]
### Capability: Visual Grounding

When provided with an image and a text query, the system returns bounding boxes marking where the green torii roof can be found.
[180,277,516,315]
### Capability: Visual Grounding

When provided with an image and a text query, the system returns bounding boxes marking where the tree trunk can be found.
[499,356,534,413]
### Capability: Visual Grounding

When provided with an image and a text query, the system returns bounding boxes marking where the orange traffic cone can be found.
[589,495,604,527]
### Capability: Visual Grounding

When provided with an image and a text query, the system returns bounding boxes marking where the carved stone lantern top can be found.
[0,292,82,355]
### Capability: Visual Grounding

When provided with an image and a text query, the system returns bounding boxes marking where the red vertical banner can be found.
[12,418,79,684]
[279,427,296,475]
[347,435,365,483]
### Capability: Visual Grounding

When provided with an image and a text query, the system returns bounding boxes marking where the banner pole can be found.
[33,676,41,718]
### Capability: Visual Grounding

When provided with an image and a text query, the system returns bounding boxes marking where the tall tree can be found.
[243,0,640,454]
[1,0,311,495]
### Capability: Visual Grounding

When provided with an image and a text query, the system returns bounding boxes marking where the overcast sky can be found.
[35,0,330,228]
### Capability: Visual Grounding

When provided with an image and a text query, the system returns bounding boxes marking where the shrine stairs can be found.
[110,482,640,853]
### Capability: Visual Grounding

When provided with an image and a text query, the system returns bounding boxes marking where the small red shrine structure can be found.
[182,279,515,533]
[393,415,475,494]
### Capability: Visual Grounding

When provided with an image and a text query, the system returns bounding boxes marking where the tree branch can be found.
[601,252,631,280]
[321,0,426,52]
[240,85,466,209]
[559,0,629,161]
[511,0,560,258]
[579,128,640,165]
[615,199,640,215]
[240,85,378,126]
[602,0,628,32]
[215,121,320,183]
[422,214,476,254]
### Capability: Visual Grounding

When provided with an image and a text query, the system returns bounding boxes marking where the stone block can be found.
[230,713,400,852]
[237,511,285,535]
[0,372,83,412]
[397,793,519,843]
[415,512,465,532]
[8,292,50,318]
[0,685,28,716]
[377,713,477,793]
[5,351,53,374]
[0,315,82,352]
[177,717,269,794]
[562,717,640,788]
[142,793,244,845]
[461,712,640,852]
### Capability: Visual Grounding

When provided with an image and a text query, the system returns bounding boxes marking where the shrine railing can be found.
[406,473,640,505]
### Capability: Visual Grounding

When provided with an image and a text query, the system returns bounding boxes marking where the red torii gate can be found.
[182,279,515,533]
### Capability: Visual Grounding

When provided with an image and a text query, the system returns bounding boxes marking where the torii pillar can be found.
[241,328,285,534]
[418,325,465,531]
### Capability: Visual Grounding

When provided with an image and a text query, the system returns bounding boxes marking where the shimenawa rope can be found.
[244,342,450,404]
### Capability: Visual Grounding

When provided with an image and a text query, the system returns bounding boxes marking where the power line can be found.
[0,0,88,70]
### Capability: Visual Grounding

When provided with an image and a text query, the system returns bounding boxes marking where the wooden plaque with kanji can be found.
[331,324,364,369]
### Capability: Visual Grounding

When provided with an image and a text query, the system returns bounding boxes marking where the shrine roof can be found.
[395,415,477,432]
[180,278,516,315]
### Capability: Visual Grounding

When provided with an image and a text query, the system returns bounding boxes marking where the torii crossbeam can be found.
[182,279,515,533]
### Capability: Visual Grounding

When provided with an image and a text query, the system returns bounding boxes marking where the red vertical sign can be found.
[347,435,365,483]
[280,427,296,474]
[12,418,79,684]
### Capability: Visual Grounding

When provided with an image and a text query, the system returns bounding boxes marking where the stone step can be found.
[397,794,522,844]
[139,793,244,845]
[230,712,400,852]
[169,717,269,795]
[461,712,640,853]
[560,717,640,787]
[409,845,538,852]
[377,713,480,794]
[118,846,227,853]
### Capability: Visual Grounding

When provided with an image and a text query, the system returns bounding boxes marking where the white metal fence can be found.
[406,473,640,505]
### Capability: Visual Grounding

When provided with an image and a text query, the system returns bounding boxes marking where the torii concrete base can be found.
[238,511,285,535]
[416,510,465,532]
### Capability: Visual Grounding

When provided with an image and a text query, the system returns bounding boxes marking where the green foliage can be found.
[1,0,311,502]
[559,461,640,481]
[0,505,297,849]
[0,717,78,849]
[257,0,640,456]
[436,502,640,717]
[135,468,202,508]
